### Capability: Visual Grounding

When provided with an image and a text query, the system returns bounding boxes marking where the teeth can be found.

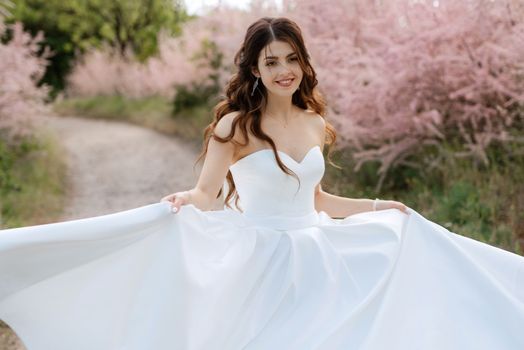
[277,79,293,86]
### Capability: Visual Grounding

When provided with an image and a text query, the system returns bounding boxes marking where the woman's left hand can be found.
[375,199,410,215]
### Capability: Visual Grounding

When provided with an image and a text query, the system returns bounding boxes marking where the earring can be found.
[251,77,259,96]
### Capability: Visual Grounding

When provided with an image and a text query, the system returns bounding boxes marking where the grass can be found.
[1,131,69,228]
[53,95,214,146]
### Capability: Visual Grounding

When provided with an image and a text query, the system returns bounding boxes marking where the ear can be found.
[251,66,260,78]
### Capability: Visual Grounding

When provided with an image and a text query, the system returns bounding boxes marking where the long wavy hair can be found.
[195,17,338,211]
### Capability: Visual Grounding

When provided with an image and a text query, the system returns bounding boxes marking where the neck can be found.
[263,93,297,121]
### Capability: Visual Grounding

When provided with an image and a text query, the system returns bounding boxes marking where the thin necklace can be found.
[266,111,296,128]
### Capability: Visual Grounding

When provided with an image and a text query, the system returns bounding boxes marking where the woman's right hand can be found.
[160,190,191,214]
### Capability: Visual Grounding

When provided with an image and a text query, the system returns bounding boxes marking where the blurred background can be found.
[0,0,523,347]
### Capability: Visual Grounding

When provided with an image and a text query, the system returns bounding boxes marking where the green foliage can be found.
[0,0,13,20]
[0,134,39,197]
[172,83,219,114]
[192,39,224,90]
[0,133,67,228]
[3,0,189,98]
[53,95,182,135]
[170,104,214,142]
[54,94,212,145]
[172,39,223,114]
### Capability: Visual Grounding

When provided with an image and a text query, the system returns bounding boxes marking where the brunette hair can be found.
[195,17,338,211]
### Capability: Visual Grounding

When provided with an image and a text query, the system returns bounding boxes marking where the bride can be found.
[1,16,524,350]
[160,18,408,218]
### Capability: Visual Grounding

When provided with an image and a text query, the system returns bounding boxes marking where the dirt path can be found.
[0,114,222,350]
[44,115,210,219]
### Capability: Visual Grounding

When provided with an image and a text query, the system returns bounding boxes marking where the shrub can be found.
[0,21,50,144]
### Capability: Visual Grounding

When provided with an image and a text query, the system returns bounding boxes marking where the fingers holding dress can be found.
[160,191,191,214]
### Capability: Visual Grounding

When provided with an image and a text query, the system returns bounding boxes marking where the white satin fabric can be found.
[1,145,524,350]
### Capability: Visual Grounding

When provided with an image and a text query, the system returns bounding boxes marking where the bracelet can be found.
[373,198,379,211]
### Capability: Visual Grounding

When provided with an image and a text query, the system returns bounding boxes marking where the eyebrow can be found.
[264,53,297,60]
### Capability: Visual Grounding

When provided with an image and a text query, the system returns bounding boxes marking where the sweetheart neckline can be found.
[230,145,321,168]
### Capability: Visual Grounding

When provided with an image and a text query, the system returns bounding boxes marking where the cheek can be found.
[260,68,276,82]
[287,63,302,77]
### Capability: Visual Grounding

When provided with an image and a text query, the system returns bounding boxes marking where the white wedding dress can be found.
[1,145,524,350]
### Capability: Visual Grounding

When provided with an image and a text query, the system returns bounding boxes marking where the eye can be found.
[289,57,298,61]
[265,61,276,66]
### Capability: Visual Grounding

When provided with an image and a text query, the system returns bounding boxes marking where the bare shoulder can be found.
[212,111,251,152]
[303,109,326,142]
[213,111,241,138]
[305,109,325,126]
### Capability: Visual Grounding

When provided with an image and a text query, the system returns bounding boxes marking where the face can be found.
[252,40,303,98]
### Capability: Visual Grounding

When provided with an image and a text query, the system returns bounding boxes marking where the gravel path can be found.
[0,114,222,349]
[44,115,209,219]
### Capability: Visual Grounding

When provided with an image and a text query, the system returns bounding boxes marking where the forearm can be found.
[315,190,374,218]
[187,187,215,211]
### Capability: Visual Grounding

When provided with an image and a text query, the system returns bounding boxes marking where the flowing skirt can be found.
[1,202,523,349]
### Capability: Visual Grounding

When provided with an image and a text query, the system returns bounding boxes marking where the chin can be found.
[267,87,299,98]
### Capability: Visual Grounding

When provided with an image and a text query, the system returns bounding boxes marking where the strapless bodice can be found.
[225,146,325,218]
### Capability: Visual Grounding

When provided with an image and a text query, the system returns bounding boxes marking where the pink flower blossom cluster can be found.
[288,0,524,188]
[66,38,200,99]
[0,21,50,143]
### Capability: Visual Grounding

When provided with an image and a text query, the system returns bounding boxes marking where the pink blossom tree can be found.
[287,0,524,190]
[65,37,203,99]
[0,21,51,144]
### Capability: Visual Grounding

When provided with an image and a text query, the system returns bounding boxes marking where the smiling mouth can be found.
[275,78,295,87]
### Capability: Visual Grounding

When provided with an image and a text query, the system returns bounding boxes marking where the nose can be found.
[277,61,293,75]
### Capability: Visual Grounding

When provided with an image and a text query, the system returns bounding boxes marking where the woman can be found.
[160,17,407,217]
[1,17,523,350]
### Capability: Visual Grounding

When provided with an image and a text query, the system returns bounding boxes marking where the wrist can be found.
[187,188,213,210]
[372,198,380,211]
[185,189,194,205]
